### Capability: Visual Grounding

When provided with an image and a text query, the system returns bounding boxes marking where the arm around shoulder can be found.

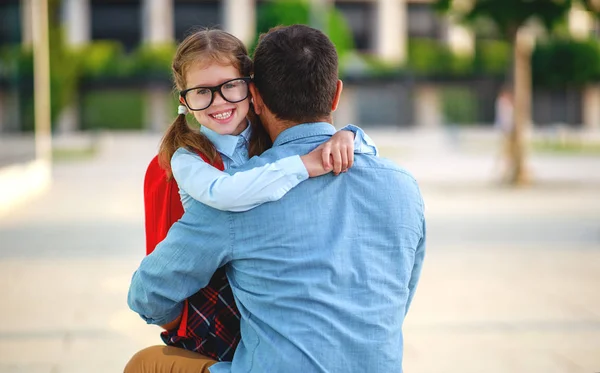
[172,147,308,212]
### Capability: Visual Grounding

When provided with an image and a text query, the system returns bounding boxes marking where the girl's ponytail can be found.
[158,112,218,179]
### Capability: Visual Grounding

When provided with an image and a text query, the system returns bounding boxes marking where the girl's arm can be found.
[172,148,311,212]
[172,126,379,212]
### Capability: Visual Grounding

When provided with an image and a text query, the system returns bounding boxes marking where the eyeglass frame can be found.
[179,77,253,111]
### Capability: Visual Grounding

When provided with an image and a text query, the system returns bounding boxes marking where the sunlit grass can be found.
[531,140,600,154]
[52,146,98,162]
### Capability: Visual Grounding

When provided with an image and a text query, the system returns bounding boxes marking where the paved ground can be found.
[0,130,599,373]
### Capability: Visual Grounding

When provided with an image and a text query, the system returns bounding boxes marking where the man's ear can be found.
[331,80,343,112]
[249,83,263,115]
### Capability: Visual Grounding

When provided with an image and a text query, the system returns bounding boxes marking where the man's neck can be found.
[264,115,333,142]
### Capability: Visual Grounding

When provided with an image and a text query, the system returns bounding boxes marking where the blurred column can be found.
[568,4,593,39]
[32,0,52,163]
[569,5,597,132]
[58,0,91,133]
[223,0,256,47]
[20,0,32,47]
[142,0,174,44]
[445,19,474,56]
[0,0,51,216]
[64,0,90,46]
[374,0,407,64]
[142,0,174,132]
[414,84,442,129]
[583,85,600,132]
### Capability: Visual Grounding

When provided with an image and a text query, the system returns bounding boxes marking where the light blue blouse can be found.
[171,123,378,212]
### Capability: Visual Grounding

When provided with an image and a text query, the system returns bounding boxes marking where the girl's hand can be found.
[300,130,355,177]
[321,130,355,175]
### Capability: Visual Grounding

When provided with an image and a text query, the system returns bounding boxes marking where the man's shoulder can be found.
[353,154,418,184]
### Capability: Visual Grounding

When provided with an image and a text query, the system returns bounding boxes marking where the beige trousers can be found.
[124,346,217,373]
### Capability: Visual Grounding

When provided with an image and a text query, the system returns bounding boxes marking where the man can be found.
[126,25,426,373]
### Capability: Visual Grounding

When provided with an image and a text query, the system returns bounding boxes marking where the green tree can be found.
[435,0,600,185]
[254,0,354,59]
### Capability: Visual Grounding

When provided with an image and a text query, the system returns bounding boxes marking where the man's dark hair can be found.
[253,25,339,124]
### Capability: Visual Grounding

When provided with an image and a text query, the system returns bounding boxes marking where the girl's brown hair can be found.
[158,29,272,178]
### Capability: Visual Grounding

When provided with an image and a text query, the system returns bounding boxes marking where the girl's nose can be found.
[212,91,227,106]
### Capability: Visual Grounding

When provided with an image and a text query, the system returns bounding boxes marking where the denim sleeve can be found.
[405,217,426,316]
[339,124,379,156]
[127,207,233,326]
[172,147,309,212]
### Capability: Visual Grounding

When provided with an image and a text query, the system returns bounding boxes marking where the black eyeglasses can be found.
[180,77,252,111]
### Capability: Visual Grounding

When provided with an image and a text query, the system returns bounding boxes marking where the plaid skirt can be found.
[160,267,241,362]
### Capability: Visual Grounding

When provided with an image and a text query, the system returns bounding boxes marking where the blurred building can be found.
[1,0,599,132]
[2,0,475,61]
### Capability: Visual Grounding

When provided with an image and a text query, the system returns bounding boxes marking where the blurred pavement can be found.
[0,129,599,373]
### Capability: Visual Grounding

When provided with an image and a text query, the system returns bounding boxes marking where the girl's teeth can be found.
[213,111,232,120]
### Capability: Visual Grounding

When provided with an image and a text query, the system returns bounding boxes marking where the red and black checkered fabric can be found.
[160,267,241,361]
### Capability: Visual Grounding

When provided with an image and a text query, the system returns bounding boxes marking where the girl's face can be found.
[183,62,250,136]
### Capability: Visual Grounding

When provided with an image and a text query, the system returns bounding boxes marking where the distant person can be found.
[127,25,425,373]
[140,28,377,365]
[494,87,514,134]
[494,87,514,178]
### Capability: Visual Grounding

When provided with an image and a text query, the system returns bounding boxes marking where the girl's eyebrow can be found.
[187,77,243,89]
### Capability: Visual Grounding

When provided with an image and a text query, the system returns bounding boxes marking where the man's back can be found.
[195,123,426,373]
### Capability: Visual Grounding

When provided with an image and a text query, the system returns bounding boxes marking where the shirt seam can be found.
[350,164,418,181]
[274,130,335,147]
[228,212,235,263]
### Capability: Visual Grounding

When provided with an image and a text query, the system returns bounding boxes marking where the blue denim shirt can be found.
[128,122,426,373]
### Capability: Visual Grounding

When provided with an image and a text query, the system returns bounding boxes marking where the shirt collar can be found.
[273,122,336,147]
[200,121,252,158]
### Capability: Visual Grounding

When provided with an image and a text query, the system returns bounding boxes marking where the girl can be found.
[143,29,377,362]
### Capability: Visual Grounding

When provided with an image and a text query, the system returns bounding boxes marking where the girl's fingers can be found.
[332,148,343,174]
[340,146,349,172]
[346,145,354,169]
[321,144,332,170]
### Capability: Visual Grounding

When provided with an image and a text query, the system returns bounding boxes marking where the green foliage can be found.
[354,54,405,78]
[408,39,446,75]
[326,9,355,60]
[80,90,146,130]
[50,30,84,128]
[532,37,600,87]
[408,39,473,76]
[79,41,128,78]
[129,43,177,77]
[435,0,576,40]
[254,0,354,59]
[474,39,512,75]
[436,0,600,41]
[257,1,310,29]
[0,45,33,79]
